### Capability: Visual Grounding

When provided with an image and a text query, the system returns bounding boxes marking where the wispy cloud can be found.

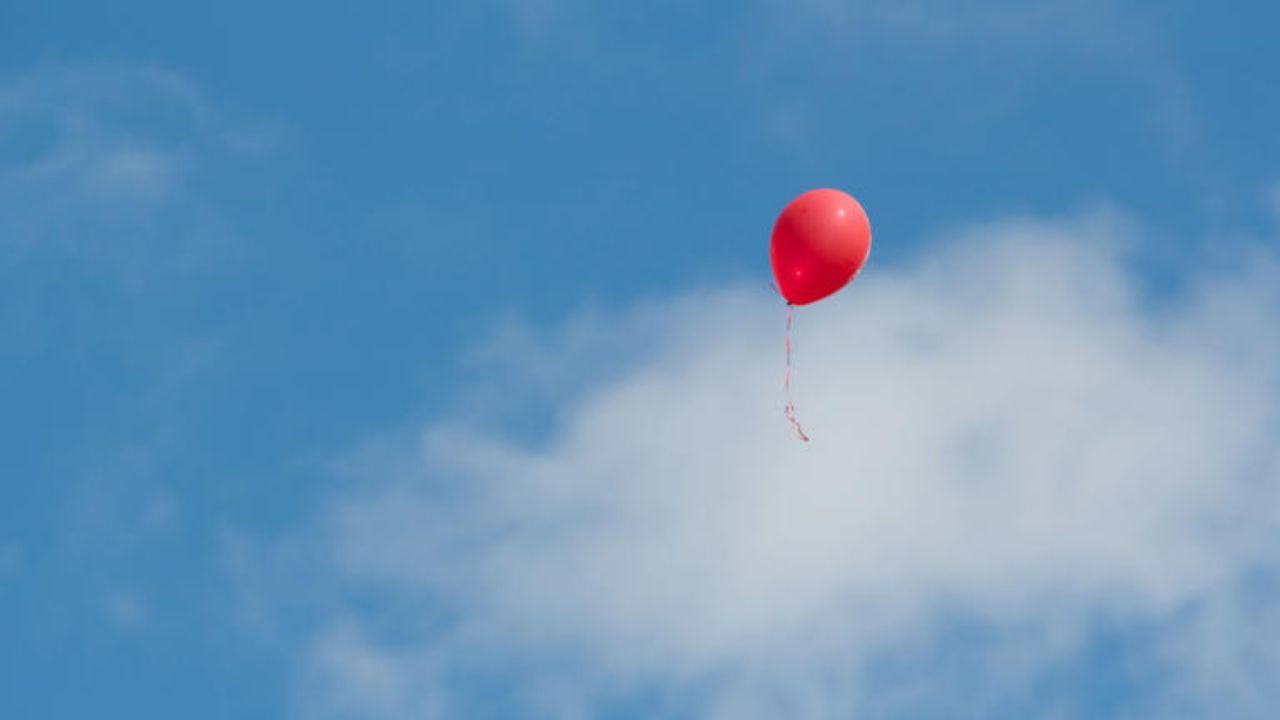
[0,65,258,364]
[302,621,448,720]
[743,0,1199,165]
[0,67,194,220]
[244,209,1280,717]
[489,1,1201,177]
[0,66,265,272]
[102,586,151,632]
[0,66,257,636]
[0,542,23,580]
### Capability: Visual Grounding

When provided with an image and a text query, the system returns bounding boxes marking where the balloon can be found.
[770,189,871,306]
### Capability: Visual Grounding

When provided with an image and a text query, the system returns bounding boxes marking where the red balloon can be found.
[770,189,872,306]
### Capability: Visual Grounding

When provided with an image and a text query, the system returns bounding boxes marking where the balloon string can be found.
[784,304,810,442]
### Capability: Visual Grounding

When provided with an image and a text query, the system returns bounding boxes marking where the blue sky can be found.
[3,2,1280,718]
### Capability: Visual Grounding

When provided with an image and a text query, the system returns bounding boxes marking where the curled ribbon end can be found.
[785,402,811,443]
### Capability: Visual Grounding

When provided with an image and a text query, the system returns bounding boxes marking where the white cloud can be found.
[276,210,1280,717]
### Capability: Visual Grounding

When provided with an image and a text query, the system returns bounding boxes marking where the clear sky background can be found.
[3,2,1280,718]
